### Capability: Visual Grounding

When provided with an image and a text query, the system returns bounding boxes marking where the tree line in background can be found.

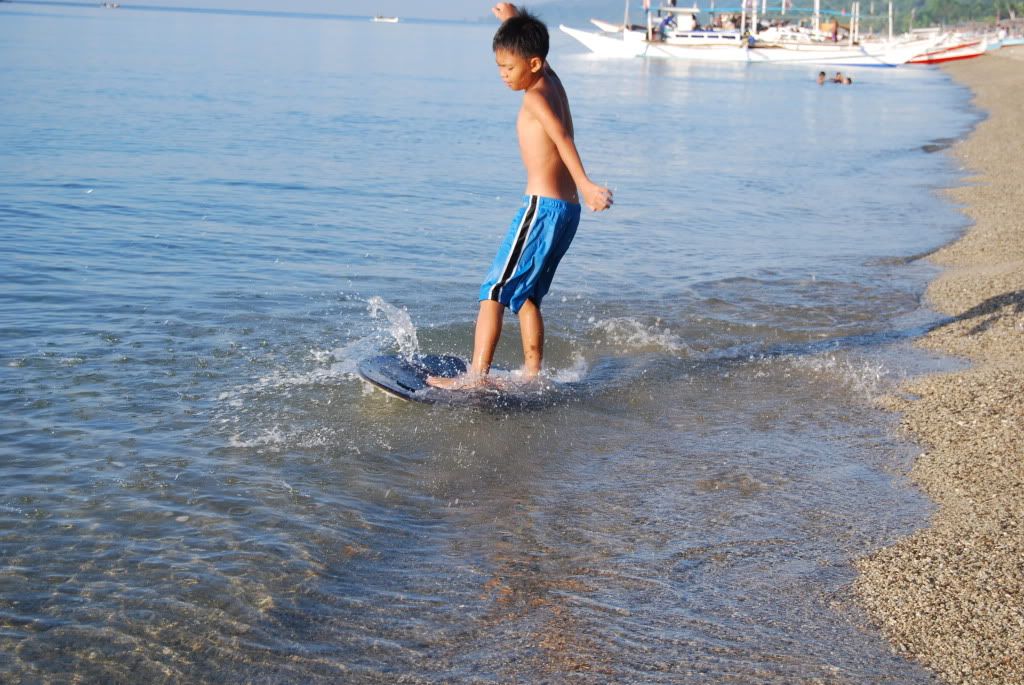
[856,0,1020,26]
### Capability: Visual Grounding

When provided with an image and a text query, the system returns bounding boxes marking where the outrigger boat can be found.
[907,35,988,63]
[560,1,942,66]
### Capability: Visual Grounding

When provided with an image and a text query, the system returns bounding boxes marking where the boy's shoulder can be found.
[520,84,556,120]
[520,71,569,120]
[522,71,564,103]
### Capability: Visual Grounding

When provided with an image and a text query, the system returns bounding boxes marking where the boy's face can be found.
[494,48,543,91]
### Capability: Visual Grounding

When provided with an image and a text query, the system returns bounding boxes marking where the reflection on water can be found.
[0,3,976,683]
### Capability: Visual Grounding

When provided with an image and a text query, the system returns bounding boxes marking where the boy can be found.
[428,3,612,389]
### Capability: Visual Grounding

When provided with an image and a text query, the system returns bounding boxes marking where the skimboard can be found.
[358,353,591,410]
[357,354,468,404]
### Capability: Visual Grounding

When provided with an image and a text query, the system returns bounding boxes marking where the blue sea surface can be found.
[1,3,976,682]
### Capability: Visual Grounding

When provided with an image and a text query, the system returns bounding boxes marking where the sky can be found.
[19,0,632,25]
[118,0,505,21]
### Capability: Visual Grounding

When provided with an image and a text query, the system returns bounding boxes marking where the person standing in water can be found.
[429,3,613,389]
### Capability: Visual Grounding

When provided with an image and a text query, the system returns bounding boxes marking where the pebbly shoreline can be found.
[854,47,1024,684]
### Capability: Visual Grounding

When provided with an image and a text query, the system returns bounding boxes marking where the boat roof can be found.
[657,5,702,15]
[655,3,873,15]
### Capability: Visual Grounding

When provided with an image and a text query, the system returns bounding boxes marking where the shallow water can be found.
[0,4,977,683]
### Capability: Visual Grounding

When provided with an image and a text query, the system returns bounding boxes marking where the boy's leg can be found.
[427,299,504,388]
[471,299,504,375]
[517,298,543,378]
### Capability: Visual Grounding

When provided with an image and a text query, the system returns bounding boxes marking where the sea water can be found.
[0,4,976,683]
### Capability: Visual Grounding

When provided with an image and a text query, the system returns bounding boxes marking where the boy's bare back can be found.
[516,67,611,212]
[492,2,611,212]
[518,69,579,203]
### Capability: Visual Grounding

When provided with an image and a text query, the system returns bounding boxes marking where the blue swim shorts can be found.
[479,195,582,314]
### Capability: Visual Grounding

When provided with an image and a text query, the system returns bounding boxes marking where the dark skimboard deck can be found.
[357,354,612,411]
[357,354,468,404]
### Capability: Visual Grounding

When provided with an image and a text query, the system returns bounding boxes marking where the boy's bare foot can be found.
[425,372,488,390]
[426,370,549,392]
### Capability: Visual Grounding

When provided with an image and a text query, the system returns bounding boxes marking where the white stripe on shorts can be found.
[488,195,539,302]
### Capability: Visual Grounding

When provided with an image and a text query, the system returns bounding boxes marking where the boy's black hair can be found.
[492,9,549,60]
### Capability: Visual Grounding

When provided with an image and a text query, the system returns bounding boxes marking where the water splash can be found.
[548,353,589,384]
[589,316,691,355]
[748,352,896,401]
[367,296,420,359]
[793,353,894,398]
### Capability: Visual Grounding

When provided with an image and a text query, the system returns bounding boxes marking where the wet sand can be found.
[854,47,1024,684]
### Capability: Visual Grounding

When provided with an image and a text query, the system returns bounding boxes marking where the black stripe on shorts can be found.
[488,195,539,302]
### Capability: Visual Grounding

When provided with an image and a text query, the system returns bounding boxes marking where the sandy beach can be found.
[855,46,1024,684]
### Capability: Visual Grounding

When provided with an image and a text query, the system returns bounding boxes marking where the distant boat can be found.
[589,18,646,33]
[561,2,943,66]
[372,16,399,24]
[907,36,988,64]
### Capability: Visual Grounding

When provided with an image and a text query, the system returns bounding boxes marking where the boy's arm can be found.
[523,91,613,212]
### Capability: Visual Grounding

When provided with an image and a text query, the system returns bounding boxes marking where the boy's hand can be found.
[582,182,613,212]
[492,3,519,21]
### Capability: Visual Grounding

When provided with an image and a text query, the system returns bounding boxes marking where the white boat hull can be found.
[560,25,940,67]
[561,25,752,62]
[590,18,623,33]
[908,38,987,64]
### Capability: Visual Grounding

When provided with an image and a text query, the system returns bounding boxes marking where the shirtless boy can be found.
[428,3,612,389]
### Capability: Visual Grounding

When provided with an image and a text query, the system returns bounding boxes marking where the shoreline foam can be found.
[854,47,1024,684]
